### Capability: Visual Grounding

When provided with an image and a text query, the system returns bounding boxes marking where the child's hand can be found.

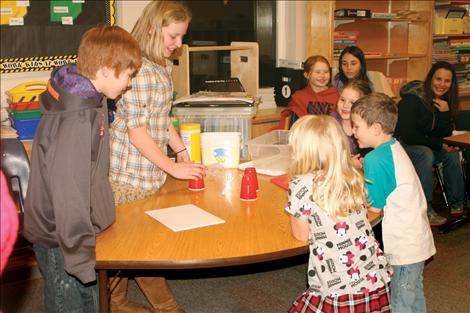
[352,154,363,169]
[169,162,206,180]
[442,143,460,153]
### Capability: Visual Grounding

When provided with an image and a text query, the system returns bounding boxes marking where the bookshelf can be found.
[433,0,470,109]
[306,1,433,96]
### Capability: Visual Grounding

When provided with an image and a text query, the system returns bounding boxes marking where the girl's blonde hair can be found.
[289,115,366,218]
[131,1,191,65]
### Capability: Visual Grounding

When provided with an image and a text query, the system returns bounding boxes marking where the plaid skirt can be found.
[288,285,391,313]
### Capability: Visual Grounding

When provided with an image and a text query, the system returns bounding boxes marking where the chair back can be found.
[1,138,30,212]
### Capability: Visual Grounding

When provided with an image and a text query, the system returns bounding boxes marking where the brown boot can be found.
[135,277,186,313]
[110,276,153,313]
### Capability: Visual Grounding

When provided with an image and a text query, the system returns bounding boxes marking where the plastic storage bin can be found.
[247,130,290,160]
[12,117,41,140]
[247,130,290,174]
[201,132,241,168]
[12,109,42,119]
[173,106,256,159]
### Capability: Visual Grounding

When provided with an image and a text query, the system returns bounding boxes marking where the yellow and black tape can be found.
[0,55,77,73]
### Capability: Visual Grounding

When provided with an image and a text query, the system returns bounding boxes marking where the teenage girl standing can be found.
[109,1,204,313]
[286,115,392,313]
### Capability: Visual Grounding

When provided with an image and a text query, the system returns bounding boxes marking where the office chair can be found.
[0,138,32,252]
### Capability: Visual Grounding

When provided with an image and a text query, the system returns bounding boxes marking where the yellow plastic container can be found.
[6,81,47,103]
[180,123,201,163]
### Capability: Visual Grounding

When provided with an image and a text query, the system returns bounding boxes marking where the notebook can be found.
[145,204,225,232]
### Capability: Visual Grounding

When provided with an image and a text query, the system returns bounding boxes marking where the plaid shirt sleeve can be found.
[120,66,152,130]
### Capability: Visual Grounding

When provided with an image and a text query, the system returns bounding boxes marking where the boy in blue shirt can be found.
[351,93,436,313]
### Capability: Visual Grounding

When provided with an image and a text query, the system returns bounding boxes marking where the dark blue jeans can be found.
[402,144,464,211]
[33,245,99,313]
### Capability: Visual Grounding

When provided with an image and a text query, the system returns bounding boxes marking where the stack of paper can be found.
[145,204,225,232]
[258,87,276,110]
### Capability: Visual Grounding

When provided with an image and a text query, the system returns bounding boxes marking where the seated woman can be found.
[330,79,372,168]
[332,46,374,93]
[277,55,339,129]
[395,61,465,227]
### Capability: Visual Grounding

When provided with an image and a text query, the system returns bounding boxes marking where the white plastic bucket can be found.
[201,132,241,168]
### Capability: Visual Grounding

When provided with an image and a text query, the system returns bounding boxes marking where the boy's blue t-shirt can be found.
[364,138,396,209]
[362,138,435,265]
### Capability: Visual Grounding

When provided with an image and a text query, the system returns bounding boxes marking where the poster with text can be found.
[1,0,114,73]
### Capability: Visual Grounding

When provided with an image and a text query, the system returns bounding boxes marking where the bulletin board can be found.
[0,0,114,74]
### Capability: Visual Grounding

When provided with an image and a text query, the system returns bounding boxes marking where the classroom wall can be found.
[276,1,306,66]
[0,0,150,110]
[0,0,301,109]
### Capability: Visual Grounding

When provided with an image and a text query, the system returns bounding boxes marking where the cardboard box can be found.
[443,18,464,34]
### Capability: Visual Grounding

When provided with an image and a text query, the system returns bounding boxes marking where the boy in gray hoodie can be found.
[24,25,141,313]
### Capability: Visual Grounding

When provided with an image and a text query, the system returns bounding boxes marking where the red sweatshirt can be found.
[276,86,339,129]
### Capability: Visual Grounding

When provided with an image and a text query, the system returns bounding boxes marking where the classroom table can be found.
[441,132,470,233]
[443,132,470,149]
[95,168,381,312]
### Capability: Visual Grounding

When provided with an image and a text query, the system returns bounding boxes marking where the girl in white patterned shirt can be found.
[286,115,392,313]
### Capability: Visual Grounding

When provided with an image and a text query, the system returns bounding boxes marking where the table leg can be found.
[99,269,109,313]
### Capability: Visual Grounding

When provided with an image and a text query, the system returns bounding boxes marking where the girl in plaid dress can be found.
[285,115,392,313]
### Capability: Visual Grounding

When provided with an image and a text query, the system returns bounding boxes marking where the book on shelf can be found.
[334,31,360,36]
[371,12,398,19]
[364,52,383,57]
[334,35,358,40]
[334,40,357,44]
[449,38,470,44]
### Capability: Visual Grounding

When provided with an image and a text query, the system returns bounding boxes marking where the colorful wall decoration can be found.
[1,0,114,73]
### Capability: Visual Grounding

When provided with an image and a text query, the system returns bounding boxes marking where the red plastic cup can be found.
[244,167,259,191]
[240,174,257,201]
[188,177,205,191]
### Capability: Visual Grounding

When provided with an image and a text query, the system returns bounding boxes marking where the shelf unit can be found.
[433,1,470,109]
[171,42,259,99]
[306,0,433,86]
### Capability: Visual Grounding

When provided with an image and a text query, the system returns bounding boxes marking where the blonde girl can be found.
[277,55,339,129]
[109,1,203,312]
[286,115,391,313]
[331,79,372,168]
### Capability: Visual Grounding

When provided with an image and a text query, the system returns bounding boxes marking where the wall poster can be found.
[1,0,114,73]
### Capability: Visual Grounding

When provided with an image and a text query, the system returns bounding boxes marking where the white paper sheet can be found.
[145,204,225,232]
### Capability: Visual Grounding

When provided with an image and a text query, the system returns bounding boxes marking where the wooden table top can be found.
[96,169,308,269]
[96,169,381,270]
[443,132,470,148]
